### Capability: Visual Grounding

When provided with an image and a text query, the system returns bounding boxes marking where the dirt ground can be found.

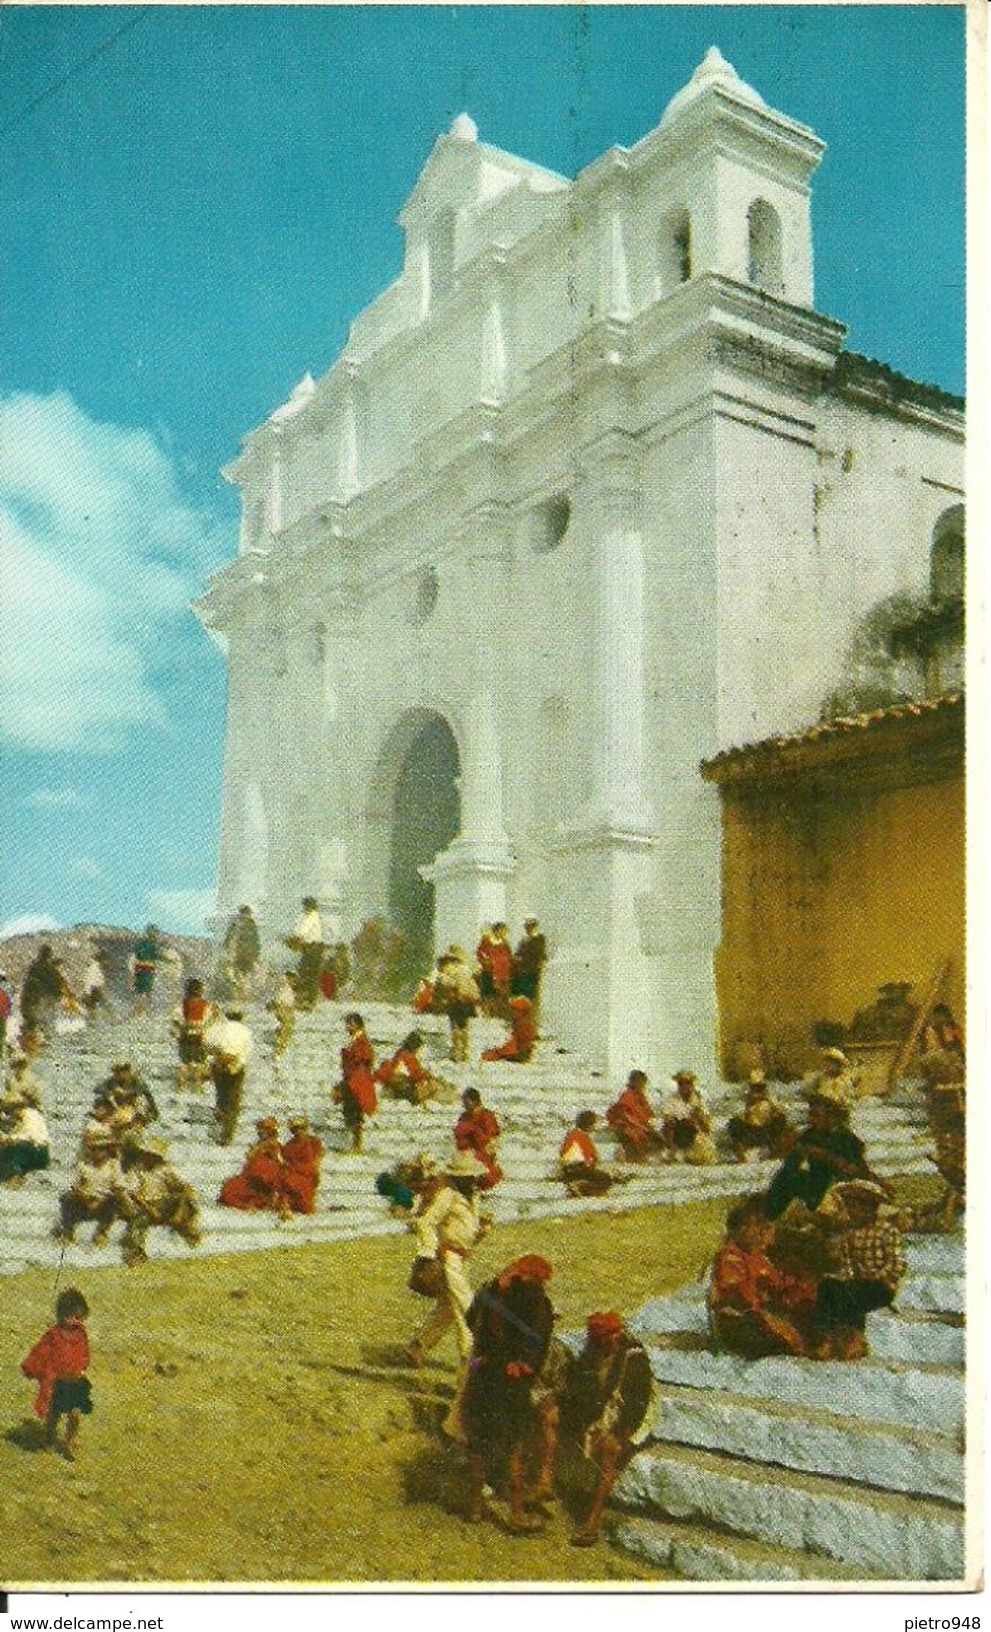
[0,1197,739,1589]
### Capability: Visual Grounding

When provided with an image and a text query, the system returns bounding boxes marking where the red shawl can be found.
[280,1134,324,1215]
[341,1032,377,1116]
[454,1106,503,1189]
[22,1322,90,1418]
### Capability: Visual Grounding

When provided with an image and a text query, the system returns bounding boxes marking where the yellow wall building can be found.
[702,694,964,1080]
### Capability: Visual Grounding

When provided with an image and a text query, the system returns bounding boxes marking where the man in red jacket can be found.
[335,1011,377,1153]
[606,1070,665,1161]
[454,1087,502,1189]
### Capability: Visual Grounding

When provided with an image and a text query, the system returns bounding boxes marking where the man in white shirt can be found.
[290,896,325,1010]
[81,949,113,1023]
[204,1006,254,1146]
[406,1150,488,1367]
[661,1070,717,1165]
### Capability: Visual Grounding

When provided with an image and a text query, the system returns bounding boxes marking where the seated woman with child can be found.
[709,1182,907,1363]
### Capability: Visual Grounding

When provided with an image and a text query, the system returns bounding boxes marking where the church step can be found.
[612,1513,883,1582]
[650,1382,963,1502]
[6,1015,951,1300]
[630,1288,713,1339]
[5,1212,409,1273]
[614,1441,964,1579]
[896,1234,966,1274]
[866,1307,965,1367]
[898,1273,964,1316]
[639,1345,964,1439]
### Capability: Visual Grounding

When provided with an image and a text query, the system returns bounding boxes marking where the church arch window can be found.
[747,199,784,295]
[931,504,964,601]
[530,494,571,554]
[410,564,440,625]
[656,209,692,297]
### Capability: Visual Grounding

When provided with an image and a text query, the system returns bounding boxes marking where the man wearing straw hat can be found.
[116,1133,202,1266]
[406,1149,489,1369]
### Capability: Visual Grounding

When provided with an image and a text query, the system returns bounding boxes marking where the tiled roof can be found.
[702,692,964,780]
[832,352,965,415]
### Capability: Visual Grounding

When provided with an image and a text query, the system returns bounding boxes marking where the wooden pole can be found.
[887,958,952,1092]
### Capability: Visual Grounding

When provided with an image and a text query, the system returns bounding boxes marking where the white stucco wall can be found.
[198,50,963,1077]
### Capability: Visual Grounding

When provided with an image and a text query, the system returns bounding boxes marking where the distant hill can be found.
[0,924,213,1000]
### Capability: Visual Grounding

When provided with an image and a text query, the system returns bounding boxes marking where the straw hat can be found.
[806,1079,851,1110]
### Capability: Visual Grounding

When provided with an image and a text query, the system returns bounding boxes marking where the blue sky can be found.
[0,4,966,938]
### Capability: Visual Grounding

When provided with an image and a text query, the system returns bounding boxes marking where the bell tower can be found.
[648,46,824,309]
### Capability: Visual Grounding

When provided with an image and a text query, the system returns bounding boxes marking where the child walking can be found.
[22,1288,93,1459]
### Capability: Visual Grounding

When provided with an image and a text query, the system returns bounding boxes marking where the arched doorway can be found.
[387,713,461,974]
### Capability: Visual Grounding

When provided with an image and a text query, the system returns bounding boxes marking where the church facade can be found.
[196,49,964,1076]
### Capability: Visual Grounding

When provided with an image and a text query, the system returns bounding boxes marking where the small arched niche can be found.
[747,199,784,296]
[657,208,692,297]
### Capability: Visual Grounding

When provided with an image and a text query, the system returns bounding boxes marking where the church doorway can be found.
[387,712,461,975]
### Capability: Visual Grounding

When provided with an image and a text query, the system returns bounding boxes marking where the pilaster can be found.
[600,184,632,323]
[479,249,509,407]
[578,431,654,835]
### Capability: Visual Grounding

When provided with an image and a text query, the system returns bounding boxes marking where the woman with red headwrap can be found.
[481,996,538,1064]
[462,1255,558,1532]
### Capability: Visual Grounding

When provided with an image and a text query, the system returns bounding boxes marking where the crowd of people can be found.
[2,904,965,1549]
[411,919,547,1065]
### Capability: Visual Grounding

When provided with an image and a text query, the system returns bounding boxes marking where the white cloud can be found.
[0,391,229,753]
[23,787,86,811]
[0,913,62,939]
[70,857,106,881]
[147,887,216,936]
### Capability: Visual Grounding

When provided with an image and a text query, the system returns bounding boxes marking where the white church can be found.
[196,49,964,1077]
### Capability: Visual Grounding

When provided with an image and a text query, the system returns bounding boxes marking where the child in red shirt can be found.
[22,1287,92,1459]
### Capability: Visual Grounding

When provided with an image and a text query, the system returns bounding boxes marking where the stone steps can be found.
[899,1274,965,1316]
[2,999,938,1281]
[614,1439,964,1579]
[650,1382,963,1501]
[612,1513,869,1583]
[608,1233,966,1582]
[638,1343,964,1438]
[867,1307,965,1367]
[10,1003,967,1582]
